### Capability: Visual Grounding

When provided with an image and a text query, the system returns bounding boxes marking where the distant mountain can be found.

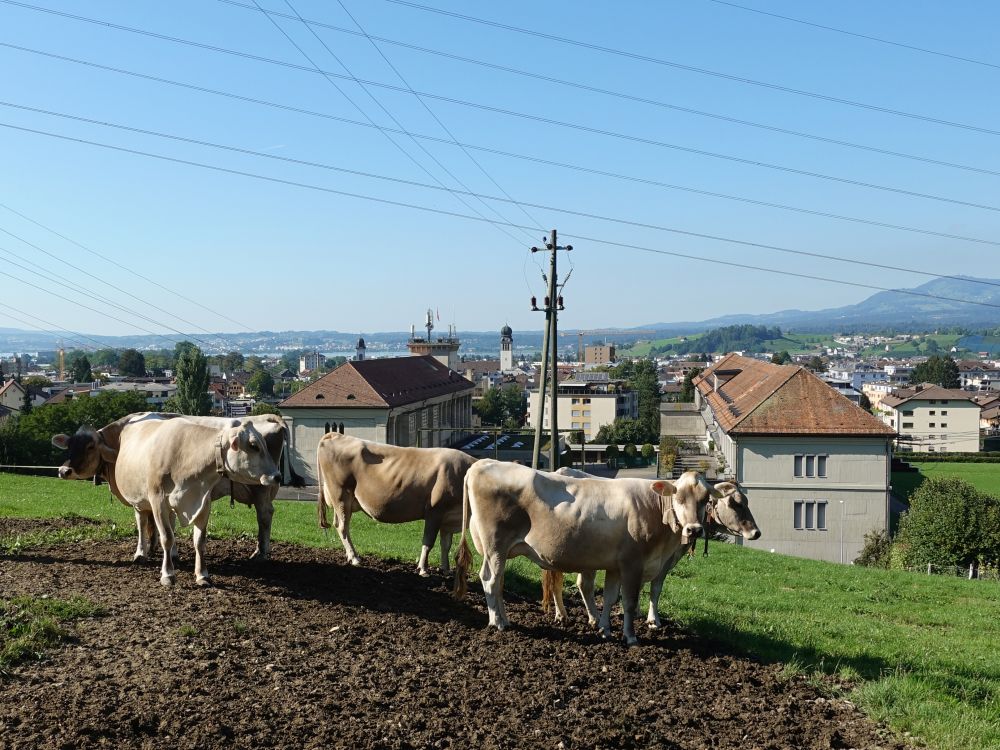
[644,276,1000,333]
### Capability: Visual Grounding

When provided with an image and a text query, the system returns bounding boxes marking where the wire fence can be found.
[904,563,999,581]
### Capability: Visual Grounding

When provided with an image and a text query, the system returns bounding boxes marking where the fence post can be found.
[927,563,932,575]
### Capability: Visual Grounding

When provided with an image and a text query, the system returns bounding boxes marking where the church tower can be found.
[356,337,366,361]
[500,324,513,371]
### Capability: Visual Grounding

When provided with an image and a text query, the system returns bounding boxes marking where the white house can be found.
[694,354,895,564]
[880,383,981,453]
[527,372,637,442]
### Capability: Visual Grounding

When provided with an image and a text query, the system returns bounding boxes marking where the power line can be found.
[703,0,1000,72]
[0,224,232,351]
[216,0,1000,179]
[7,8,998,210]
[6,117,1000,315]
[0,303,105,350]
[329,0,548,231]
[381,0,1000,137]
[0,201,255,333]
[8,99,1000,294]
[247,0,532,246]
[5,42,997,249]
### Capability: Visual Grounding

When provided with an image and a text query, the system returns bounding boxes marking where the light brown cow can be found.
[112,417,280,586]
[53,412,302,561]
[542,470,760,633]
[453,460,717,645]
[315,432,476,576]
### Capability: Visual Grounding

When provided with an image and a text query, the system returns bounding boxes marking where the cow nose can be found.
[683,523,703,537]
[746,529,761,541]
[58,466,72,479]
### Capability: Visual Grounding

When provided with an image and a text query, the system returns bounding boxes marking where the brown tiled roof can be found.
[279,356,473,409]
[462,359,501,379]
[694,353,894,436]
[881,383,977,409]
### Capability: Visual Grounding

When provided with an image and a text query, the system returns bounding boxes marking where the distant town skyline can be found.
[3,1,1000,336]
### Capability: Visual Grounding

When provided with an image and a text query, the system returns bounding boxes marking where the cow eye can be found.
[248,440,259,451]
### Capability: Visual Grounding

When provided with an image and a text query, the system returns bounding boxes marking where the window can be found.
[941,410,948,416]
[793,500,828,531]
[583,398,591,404]
[582,410,591,417]
[338,423,344,434]
[324,422,331,433]
[929,399,937,404]
[941,422,948,428]
[571,398,579,405]
[571,422,581,429]
[928,447,936,452]
[929,410,936,416]
[902,422,913,429]
[929,423,936,428]
[902,410,914,416]
[571,410,581,417]
[794,454,828,478]
[941,400,949,404]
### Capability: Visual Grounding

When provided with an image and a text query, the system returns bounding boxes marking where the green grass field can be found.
[893,462,1000,502]
[2,472,999,749]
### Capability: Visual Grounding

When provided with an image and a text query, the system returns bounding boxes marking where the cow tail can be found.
[541,569,561,613]
[452,469,473,600]
[316,439,330,530]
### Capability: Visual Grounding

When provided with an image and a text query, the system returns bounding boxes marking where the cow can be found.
[452,460,719,645]
[52,412,304,561]
[542,470,761,633]
[111,416,280,586]
[315,432,476,576]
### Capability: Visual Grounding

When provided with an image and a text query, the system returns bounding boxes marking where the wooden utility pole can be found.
[530,230,571,470]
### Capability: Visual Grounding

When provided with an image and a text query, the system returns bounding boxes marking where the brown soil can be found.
[0,533,910,750]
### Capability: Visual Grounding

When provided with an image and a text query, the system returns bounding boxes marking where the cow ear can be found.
[712,481,736,499]
[231,436,241,452]
[651,480,676,497]
[51,434,70,450]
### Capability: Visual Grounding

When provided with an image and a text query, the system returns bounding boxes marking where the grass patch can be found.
[0,595,104,673]
[4,473,1000,748]
[893,462,1000,503]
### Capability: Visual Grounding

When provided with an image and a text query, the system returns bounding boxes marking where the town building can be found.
[584,344,616,365]
[355,338,366,361]
[956,360,1000,391]
[526,371,637,442]
[694,354,895,564]
[299,351,322,374]
[0,378,27,415]
[500,324,514,372]
[407,311,460,370]
[278,356,474,481]
[880,383,981,453]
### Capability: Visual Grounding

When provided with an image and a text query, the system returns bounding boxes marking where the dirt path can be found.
[0,531,908,749]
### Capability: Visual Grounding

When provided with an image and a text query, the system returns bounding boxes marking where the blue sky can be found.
[2,0,1000,339]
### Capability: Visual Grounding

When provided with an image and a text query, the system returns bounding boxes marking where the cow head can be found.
[51,427,118,480]
[652,478,704,542]
[224,423,282,486]
[709,481,761,541]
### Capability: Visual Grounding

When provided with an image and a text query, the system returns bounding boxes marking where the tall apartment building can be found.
[584,344,616,365]
[526,372,637,441]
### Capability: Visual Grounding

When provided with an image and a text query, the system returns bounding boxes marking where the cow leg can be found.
[250,497,274,560]
[151,501,176,587]
[132,508,153,562]
[439,532,454,576]
[620,565,644,647]
[598,571,621,640]
[169,512,179,565]
[192,501,213,587]
[330,491,362,566]
[646,570,668,629]
[577,571,600,627]
[417,519,441,577]
[479,553,509,630]
[551,572,568,623]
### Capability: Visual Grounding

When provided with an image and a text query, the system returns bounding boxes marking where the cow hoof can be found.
[599,629,613,640]
[624,638,639,648]
[132,554,148,564]
[647,621,661,630]
[160,575,176,587]
[417,569,431,578]
[196,577,212,587]
[348,558,362,567]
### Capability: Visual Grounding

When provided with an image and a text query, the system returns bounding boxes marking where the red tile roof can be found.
[881,383,978,409]
[279,356,473,409]
[694,354,894,436]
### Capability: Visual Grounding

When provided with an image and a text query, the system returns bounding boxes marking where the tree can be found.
[895,477,1000,568]
[859,393,873,413]
[174,345,212,415]
[641,443,655,462]
[71,355,93,383]
[806,356,826,372]
[245,356,264,372]
[247,370,275,398]
[910,355,960,389]
[594,417,648,445]
[771,350,792,365]
[222,351,245,373]
[251,402,280,416]
[22,375,52,389]
[475,387,503,426]
[631,359,662,443]
[680,367,703,403]
[924,338,940,354]
[118,349,147,378]
[499,384,526,428]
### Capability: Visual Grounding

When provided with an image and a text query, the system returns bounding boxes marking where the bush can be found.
[895,477,1000,569]
[641,443,655,461]
[854,529,892,568]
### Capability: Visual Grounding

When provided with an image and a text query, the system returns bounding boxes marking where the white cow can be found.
[544,468,760,634]
[111,417,280,586]
[453,460,718,645]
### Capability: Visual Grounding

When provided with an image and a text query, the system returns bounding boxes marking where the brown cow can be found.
[315,432,475,576]
[453,461,718,645]
[53,412,303,561]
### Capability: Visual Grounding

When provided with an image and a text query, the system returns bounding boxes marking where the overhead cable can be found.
[4,42,996,248]
[5,118,1000,314]
[380,0,1000,136]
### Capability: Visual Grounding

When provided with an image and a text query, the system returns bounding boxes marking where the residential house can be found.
[956,360,1000,391]
[527,371,638,442]
[880,384,981,453]
[278,355,474,481]
[694,354,895,564]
